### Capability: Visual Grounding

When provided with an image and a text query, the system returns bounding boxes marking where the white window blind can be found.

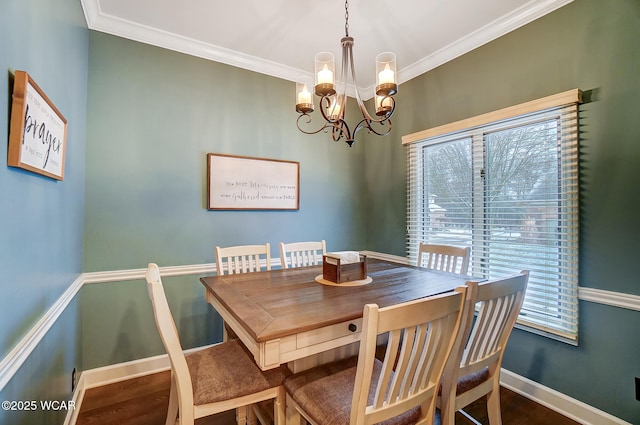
[405,91,581,344]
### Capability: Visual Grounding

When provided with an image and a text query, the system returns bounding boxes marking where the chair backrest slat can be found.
[215,244,271,275]
[460,274,527,370]
[418,243,471,275]
[279,240,326,269]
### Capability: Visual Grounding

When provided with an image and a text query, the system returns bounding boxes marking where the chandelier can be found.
[295,0,398,147]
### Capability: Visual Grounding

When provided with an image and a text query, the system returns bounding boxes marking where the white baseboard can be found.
[80,343,218,391]
[63,355,170,425]
[500,369,632,425]
[63,372,85,425]
[81,353,171,390]
[64,344,215,425]
[66,350,631,425]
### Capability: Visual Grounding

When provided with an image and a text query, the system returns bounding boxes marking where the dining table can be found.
[200,257,471,372]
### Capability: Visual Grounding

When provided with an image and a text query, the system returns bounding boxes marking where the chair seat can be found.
[283,356,420,425]
[438,367,490,396]
[186,339,288,405]
[456,367,490,395]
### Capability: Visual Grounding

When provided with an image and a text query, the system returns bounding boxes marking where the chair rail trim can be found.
[1,253,637,398]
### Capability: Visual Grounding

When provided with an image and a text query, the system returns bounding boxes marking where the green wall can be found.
[80,32,370,368]
[84,32,368,272]
[0,0,88,423]
[366,0,640,422]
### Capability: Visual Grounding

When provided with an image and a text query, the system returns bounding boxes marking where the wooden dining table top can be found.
[200,258,471,344]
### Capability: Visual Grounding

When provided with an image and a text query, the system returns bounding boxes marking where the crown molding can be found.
[400,0,574,84]
[80,0,309,84]
[80,0,573,101]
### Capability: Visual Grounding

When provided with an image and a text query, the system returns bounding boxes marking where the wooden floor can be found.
[75,369,580,425]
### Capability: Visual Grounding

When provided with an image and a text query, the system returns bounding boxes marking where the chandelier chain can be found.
[344,0,349,37]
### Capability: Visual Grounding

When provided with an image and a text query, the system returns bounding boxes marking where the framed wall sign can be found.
[207,153,300,210]
[8,70,67,180]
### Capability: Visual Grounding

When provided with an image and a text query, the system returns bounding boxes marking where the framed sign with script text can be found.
[207,153,300,210]
[8,70,67,180]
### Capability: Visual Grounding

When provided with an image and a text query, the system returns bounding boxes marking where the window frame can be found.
[403,90,581,344]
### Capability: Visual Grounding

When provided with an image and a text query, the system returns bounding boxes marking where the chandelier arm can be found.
[345,39,375,123]
[332,120,352,143]
[296,114,354,143]
[301,95,353,143]
[367,119,393,137]
[337,41,350,120]
[352,116,393,139]
[318,95,335,122]
[296,114,333,136]
[318,95,343,126]
[351,118,373,140]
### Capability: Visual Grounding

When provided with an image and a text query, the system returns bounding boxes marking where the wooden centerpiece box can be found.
[322,253,367,284]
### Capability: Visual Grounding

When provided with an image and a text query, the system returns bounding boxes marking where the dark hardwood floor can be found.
[75,370,580,425]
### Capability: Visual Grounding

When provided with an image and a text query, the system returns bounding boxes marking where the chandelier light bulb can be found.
[379,64,394,85]
[375,52,398,96]
[297,85,311,105]
[318,65,333,85]
[296,78,314,114]
[314,52,336,96]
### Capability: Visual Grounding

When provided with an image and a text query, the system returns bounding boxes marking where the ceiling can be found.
[80,0,572,99]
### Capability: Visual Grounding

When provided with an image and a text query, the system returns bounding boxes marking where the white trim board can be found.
[500,369,633,425]
[63,344,213,425]
[0,275,84,392]
[78,343,214,392]
[578,287,640,312]
[80,0,574,100]
[2,253,638,399]
[63,371,85,425]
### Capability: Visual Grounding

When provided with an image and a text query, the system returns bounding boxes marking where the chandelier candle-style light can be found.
[295,0,398,147]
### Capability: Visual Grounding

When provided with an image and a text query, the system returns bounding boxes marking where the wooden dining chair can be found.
[214,242,275,425]
[418,243,471,275]
[438,271,529,425]
[144,263,288,425]
[215,243,271,275]
[215,244,271,354]
[279,240,326,269]
[283,286,468,425]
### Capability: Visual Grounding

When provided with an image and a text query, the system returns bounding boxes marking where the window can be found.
[404,90,581,344]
